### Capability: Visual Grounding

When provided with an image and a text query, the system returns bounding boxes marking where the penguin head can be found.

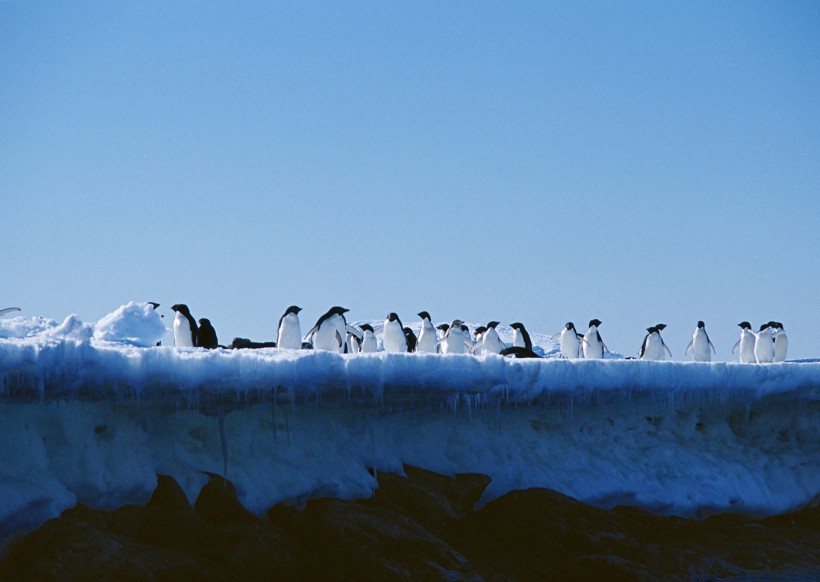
[486,321,500,329]
[697,321,705,329]
[646,326,657,334]
[171,304,191,316]
[510,322,525,331]
[767,320,777,329]
[655,323,667,331]
[148,302,160,310]
[738,321,751,329]
[588,319,602,328]
[759,323,770,332]
[403,327,416,339]
[285,305,302,315]
[474,326,487,337]
[386,312,400,323]
[417,311,431,321]
[565,322,575,331]
[460,323,470,333]
[197,318,211,328]
[774,322,784,330]
[330,306,349,315]
[360,323,374,333]
[437,323,450,333]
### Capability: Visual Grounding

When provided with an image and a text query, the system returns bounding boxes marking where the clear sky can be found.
[3,1,819,359]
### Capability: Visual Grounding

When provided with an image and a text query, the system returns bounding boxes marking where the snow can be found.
[1,305,818,541]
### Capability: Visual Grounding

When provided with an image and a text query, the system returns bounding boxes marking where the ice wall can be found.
[1,336,818,542]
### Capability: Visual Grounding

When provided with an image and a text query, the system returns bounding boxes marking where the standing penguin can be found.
[383,312,407,353]
[480,321,505,355]
[471,326,487,355]
[640,324,672,360]
[753,323,775,363]
[276,305,303,350]
[416,311,438,353]
[171,304,198,347]
[359,324,378,353]
[403,327,418,353]
[731,322,757,363]
[441,319,468,354]
[197,318,219,349]
[685,321,716,362]
[582,319,607,360]
[305,306,350,352]
[510,322,533,351]
[557,322,583,359]
[772,322,788,362]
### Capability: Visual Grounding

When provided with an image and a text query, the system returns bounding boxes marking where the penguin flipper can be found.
[709,339,716,355]
[335,330,343,348]
[0,307,21,317]
[345,325,363,340]
[663,343,673,358]
[684,341,693,355]
[550,332,561,340]
[303,325,319,342]
[731,339,740,354]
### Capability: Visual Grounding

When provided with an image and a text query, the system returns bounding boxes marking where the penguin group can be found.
[164,303,790,363]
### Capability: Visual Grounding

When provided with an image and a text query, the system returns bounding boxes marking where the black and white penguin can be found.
[510,322,533,351]
[170,304,198,347]
[480,321,505,355]
[441,319,468,354]
[383,312,407,353]
[685,320,715,362]
[471,326,487,354]
[359,323,378,353]
[416,311,438,353]
[772,322,788,362]
[556,322,583,359]
[403,327,418,353]
[640,324,671,360]
[305,306,350,352]
[732,322,757,363]
[582,319,606,359]
[276,305,303,350]
[754,323,774,363]
[197,318,219,349]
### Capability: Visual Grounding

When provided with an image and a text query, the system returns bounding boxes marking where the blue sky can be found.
[3,1,819,358]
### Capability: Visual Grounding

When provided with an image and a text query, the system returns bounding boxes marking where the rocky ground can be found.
[1,466,817,581]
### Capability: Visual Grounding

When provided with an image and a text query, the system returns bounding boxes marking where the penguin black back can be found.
[197,318,219,349]
[403,327,417,352]
[510,322,533,350]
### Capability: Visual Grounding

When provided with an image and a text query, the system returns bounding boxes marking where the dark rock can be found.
[194,473,258,524]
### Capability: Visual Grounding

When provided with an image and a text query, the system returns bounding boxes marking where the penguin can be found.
[197,318,219,349]
[510,322,533,351]
[171,304,198,347]
[0,307,21,317]
[346,325,364,353]
[640,324,672,360]
[471,326,487,355]
[754,323,775,363]
[403,327,418,353]
[500,346,541,358]
[231,337,277,349]
[582,319,607,360]
[557,322,583,359]
[416,311,438,353]
[731,322,757,363]
[305,306,349,352]
[276,305,303,350]
[359,323,378,353]
[480,321,506,355]
[684,320,715,362]
[383,312,407,353]
[441,319,468,354]
[772,322,788,362]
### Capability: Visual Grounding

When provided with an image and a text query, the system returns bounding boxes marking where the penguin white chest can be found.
[691,329,712,362]
[416,321,438,353]
[583,328,603,359]
[560,329,580,359]
[174,313,194,347]
[278,314,302,350]
[383,320,407,353]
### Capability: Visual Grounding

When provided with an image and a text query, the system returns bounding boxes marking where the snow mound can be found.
[93,302,167,347]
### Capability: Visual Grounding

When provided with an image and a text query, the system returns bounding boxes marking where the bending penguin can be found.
[276,305,303,350]
[416,311,438,353]
[305,306,350,352]
[684,321,716,362]
[382,312,407,353]
[171,304,198,347]
[732,322,756,363]
[582,319,607,360]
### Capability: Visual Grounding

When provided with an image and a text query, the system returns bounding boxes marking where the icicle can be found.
[271,395,278,449]
[218,406,228,486]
